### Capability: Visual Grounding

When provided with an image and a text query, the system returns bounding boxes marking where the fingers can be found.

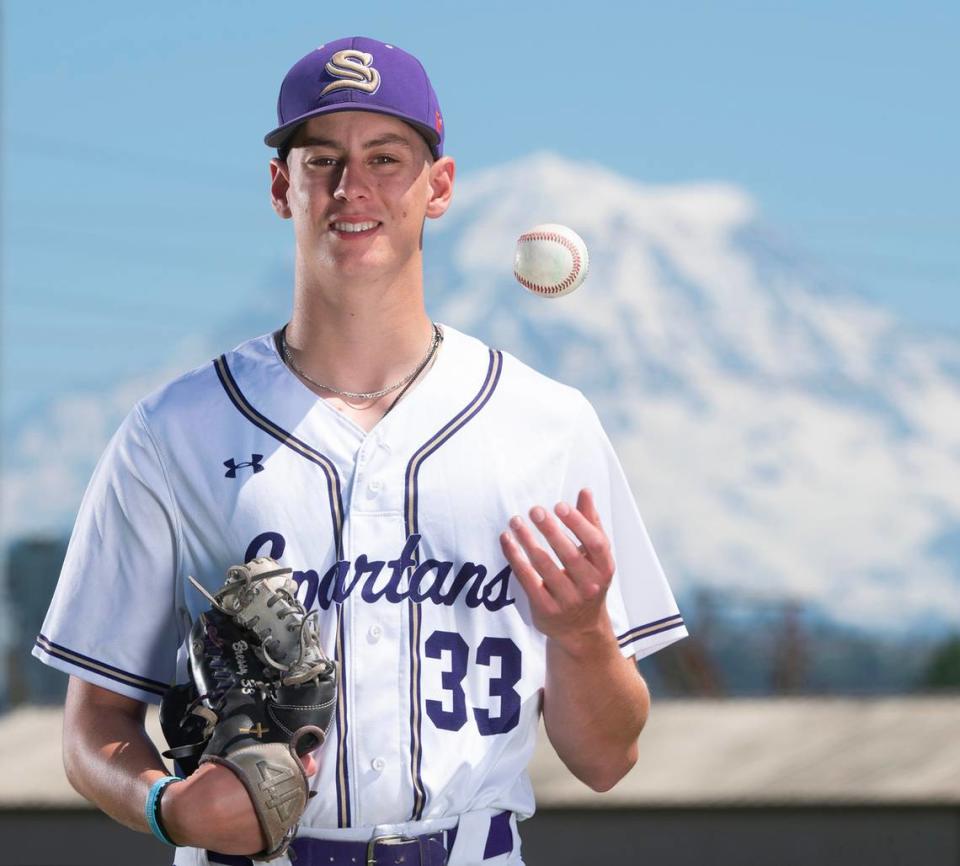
[558,491,614,579]
[505,512,592,609]
[501,491,615,608]
[530,506,594,582]
[499,529,558,615]
[577,488,603,529]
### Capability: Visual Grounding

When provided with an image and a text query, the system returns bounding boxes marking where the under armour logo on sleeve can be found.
[224,455,265,478]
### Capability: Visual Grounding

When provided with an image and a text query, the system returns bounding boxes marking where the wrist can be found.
[146,775,182,847]
[546,617,619,661]
[157,773,198,847]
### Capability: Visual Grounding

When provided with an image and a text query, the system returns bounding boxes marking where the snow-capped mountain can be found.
[426,154,960,636]
[5,153,958,636]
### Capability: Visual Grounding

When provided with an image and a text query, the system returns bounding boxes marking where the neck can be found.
[285,263,434,395]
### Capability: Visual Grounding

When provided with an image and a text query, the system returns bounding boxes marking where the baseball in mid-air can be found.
[513,223,590,298]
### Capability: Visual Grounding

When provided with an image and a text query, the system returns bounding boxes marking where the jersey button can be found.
[371,757,386,772]
[368,478,383,493]
[368,624,383,642]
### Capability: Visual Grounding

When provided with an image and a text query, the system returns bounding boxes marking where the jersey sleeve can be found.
[560,396,688,660]
[31,404,183,704]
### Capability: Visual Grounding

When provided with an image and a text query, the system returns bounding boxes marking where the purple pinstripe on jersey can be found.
[402,349,504,820]
[214,354,353,825]
[333,601,351,827]
[214,355,345,559]
[35,634,169,696]
[617,613,686,650]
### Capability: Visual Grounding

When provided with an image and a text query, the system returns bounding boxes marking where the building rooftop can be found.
[531,696,960,807]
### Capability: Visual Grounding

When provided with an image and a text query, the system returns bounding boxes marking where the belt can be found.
[207,809,512,866]
[207,827,456,866]
[290,827,456,866]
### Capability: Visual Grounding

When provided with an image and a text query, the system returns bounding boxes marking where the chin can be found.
[317,253,393,283]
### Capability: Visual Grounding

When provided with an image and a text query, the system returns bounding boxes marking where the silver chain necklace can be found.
[281,324,443,401]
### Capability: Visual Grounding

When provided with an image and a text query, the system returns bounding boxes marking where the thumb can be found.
[299,750,319,777]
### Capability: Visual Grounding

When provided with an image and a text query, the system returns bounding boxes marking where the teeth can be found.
[333,221,378,233]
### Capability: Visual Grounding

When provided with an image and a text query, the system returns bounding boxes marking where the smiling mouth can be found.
[330,220,381,234]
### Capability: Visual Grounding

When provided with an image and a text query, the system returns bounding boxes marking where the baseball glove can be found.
[160,557,338,860]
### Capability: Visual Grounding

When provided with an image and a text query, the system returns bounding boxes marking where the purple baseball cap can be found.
[264,37,444,159]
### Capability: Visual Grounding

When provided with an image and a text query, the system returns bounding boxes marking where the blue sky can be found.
[2,0,958,424]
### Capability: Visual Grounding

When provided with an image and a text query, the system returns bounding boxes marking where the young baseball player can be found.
[34,37,687,866]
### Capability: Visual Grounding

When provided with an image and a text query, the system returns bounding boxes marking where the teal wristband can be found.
[146,775,181,847]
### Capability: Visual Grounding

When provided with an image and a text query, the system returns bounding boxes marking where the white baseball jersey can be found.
[34,324,687,865]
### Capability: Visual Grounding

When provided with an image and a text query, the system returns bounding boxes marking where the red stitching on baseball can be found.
[514,231,583,295]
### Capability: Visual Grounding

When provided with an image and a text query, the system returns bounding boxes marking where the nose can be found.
[333,160,371,202]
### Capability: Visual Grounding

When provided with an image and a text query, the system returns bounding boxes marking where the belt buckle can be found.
[366,834,413,866]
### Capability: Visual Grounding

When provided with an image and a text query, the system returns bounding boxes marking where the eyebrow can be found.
[294,133,415,150]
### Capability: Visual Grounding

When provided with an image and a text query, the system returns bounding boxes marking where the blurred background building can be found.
[3,537,68,709]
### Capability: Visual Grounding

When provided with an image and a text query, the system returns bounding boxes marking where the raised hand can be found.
[500,488,616,650]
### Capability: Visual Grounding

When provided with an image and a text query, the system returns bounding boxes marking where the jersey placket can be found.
[340,428,412,827]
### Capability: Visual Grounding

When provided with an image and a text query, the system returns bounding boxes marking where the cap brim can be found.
[264,103,440,154]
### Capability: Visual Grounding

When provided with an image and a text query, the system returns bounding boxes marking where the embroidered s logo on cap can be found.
[321,49,381,96]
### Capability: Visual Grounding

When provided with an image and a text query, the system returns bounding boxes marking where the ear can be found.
[270,158,293,219]
[425,156,455,220]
